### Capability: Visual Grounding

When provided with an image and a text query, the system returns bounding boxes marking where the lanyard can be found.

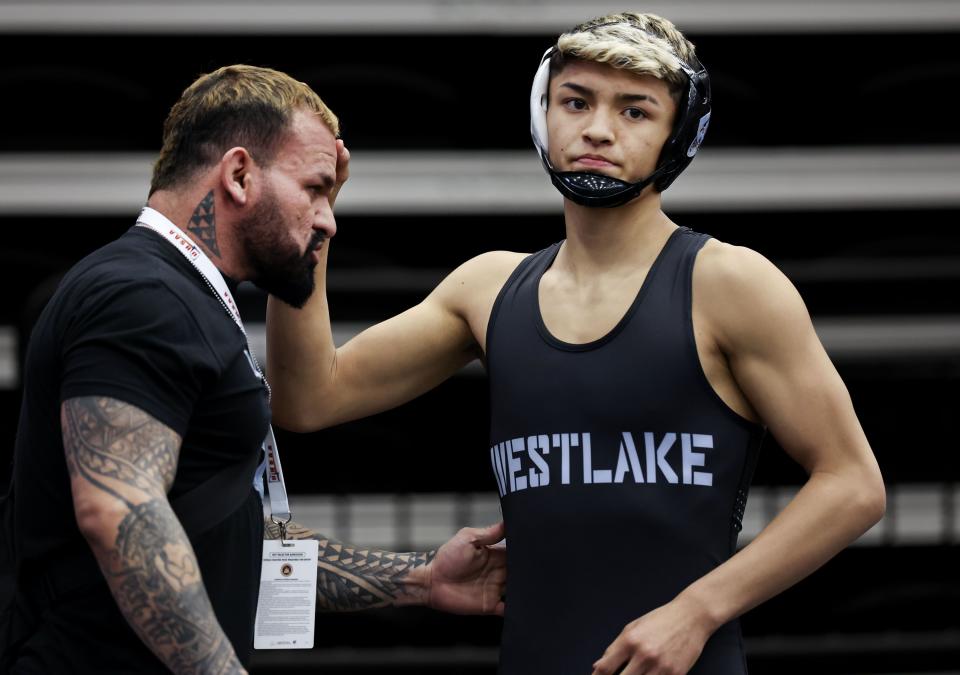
[136,206,292,525]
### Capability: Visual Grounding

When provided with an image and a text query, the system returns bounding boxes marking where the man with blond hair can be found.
[2,65,505,674]
[268,13,886,674]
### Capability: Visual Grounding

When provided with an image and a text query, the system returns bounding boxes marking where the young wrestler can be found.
[268,14,885,674]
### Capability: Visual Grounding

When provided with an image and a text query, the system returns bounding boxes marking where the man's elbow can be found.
[73,496,125,551]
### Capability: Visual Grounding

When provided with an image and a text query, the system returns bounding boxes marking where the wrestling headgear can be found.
[530,20,712,208]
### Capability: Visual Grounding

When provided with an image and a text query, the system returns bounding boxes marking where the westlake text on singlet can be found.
[490,432,714,496]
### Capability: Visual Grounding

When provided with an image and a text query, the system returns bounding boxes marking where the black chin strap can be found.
[550,165,671,208]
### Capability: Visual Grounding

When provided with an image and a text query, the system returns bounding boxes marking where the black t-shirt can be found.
[11,225,270,672]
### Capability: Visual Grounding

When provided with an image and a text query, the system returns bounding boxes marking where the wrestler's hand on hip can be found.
[427,521,507,616]
[329,138,350,209]
[591,597,712,675]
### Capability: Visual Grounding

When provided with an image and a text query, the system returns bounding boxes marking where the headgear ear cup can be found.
[530,25,711,206]
[653,63,711,192]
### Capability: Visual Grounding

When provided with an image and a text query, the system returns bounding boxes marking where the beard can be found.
[240,188,322,309]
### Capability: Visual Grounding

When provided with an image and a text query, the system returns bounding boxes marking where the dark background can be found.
[1,7,958,674]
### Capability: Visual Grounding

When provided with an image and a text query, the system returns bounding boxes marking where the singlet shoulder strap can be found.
[485,243,562,358]
[637,227,711,307]
[660,227,710,272]
[675,227,712,316]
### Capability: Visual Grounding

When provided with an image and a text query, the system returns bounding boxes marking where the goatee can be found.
[241,193,322,309]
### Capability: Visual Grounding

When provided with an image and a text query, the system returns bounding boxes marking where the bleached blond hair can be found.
[151,64,339,195]
[553,12,698,101]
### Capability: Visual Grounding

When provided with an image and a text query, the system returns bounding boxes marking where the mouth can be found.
[573,155,618,169]
[307,233,326,263]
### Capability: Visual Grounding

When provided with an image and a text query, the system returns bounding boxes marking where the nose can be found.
[582,109,615,146]
[315,198,337,239]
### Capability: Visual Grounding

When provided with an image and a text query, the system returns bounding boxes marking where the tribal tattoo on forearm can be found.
[264,519,437,611]
[62,396,243,674]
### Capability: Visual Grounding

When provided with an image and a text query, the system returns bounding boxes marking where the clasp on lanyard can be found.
[271,513,294,547]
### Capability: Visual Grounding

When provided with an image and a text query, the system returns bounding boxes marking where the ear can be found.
[219,147,256,207]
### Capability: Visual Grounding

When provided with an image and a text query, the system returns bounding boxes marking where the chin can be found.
[251,258,316,309]
[266,279,315,310]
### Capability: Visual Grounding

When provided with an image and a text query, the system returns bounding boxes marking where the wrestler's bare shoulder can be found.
[433,250,531,345]
[437,250,531,304]
[694,237,808,344]
[696,238,782,284]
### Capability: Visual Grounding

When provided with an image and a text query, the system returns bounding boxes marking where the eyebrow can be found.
[315,173,335,189]
[558,82,662,108]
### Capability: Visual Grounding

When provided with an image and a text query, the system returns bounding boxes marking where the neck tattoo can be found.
[187,190,220,258]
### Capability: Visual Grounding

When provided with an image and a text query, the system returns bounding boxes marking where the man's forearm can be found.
[264,519,436,611]
[678,468,885,632]
[86,499,244,674]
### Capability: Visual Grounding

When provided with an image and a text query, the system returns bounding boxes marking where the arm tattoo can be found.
[62,397,243,674]
[264,519,437,612]
[187,190,220,258]
[62,395,178,498]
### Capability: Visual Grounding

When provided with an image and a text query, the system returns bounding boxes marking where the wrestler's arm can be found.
[63,396,245,675]
[267,141,525,431]
[267,244,479,431]
[592,244,885,675]
[264,519,506,615]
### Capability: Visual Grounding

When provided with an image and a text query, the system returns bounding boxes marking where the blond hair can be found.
[150,64,339,195]
[553,12,698,100]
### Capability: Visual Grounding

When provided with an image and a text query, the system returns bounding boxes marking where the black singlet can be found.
[486,227,764,674]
